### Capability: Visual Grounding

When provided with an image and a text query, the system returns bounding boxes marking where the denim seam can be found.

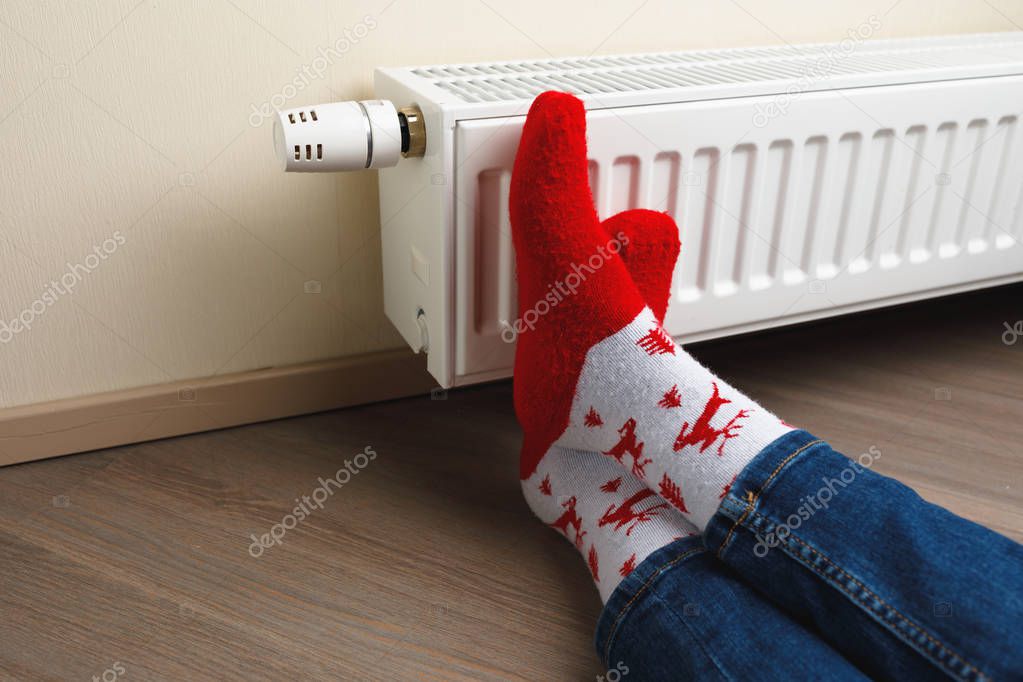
[740,507,988,682]
[717,495,746,520]
[602,546,706,666]
[716,439,824,557]
[713,434,988,682]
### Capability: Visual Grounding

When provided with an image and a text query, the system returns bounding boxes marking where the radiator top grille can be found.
[407,33,1023,103]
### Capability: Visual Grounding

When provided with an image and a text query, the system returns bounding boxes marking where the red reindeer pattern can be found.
[598,489,669,536]
[658,473,689,513]
[588,545,600,582]
[658,384,682,408]
[603,418,652,477]
[600,476,623,493]
[620,553,637,578]
[584,406,604,427]
[637,327,676,356]
[550,496,586,548]
[674,382,750,456]
[538,474,552,496]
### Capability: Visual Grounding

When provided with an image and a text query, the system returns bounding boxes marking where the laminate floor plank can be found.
[1,284,1020,680]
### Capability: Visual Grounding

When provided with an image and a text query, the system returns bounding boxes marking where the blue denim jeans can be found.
[595,431,1023,681]
[595,535,869,680]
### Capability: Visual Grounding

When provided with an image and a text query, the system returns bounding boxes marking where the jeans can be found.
[595,431,1023,681]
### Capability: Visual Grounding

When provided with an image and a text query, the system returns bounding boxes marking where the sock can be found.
[524,447,699,602]
[559,310,791,530]
[521,202,694,601]
[511,92,793,533]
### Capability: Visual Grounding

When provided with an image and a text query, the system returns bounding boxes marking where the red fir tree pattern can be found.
[603,418,652,477]
[658,473,689,513]
[588,545,600,582]
[584,406,604,428]
[620,553,637,578]
[598,489,669,535]
[719,472,738,499]
[549,496,586,549]
[658,384,682,408]
[637,327,676,356]
[538,474,552,496]
[600,476,623,493]
[673,382,750,456]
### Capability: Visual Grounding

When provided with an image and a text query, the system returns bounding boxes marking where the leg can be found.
[510,91,1023,679]
[704,431,1023,681]
[596,536,870,681]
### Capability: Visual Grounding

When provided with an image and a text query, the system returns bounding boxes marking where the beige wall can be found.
[0,0,1019,410]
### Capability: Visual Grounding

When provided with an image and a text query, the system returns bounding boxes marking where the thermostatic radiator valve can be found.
[273,100,426,172]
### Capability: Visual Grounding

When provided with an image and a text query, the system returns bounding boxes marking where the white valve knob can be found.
[273,100,403,172]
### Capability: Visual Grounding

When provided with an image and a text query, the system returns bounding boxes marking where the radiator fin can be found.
[478,118,1023,316]
[988,116,1021,249]
[469,115,1022,336]
[450,66,1023,384]
[416,34,1023,104]
[651,151,680,217]
[474,169,515,336]
[929,122,961,259]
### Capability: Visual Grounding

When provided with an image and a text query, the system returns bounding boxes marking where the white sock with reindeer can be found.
[512,92,793,601]
[524,448,698,602]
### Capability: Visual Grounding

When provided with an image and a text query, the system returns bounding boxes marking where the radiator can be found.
[278,32,1023,388]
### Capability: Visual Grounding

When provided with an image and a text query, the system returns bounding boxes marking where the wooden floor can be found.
[1,284,1021,681]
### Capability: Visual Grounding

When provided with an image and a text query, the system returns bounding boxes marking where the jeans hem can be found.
[593,535,706,668]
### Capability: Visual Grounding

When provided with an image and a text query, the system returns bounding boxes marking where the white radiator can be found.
[287,33,1023,388]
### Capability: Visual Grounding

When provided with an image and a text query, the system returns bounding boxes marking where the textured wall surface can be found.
[0,0,1019,409]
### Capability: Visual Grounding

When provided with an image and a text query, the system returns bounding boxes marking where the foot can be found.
[520,191,691,601]
[511,92,792,534]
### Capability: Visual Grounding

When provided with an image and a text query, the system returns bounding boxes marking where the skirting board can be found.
[0,349,438,467]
